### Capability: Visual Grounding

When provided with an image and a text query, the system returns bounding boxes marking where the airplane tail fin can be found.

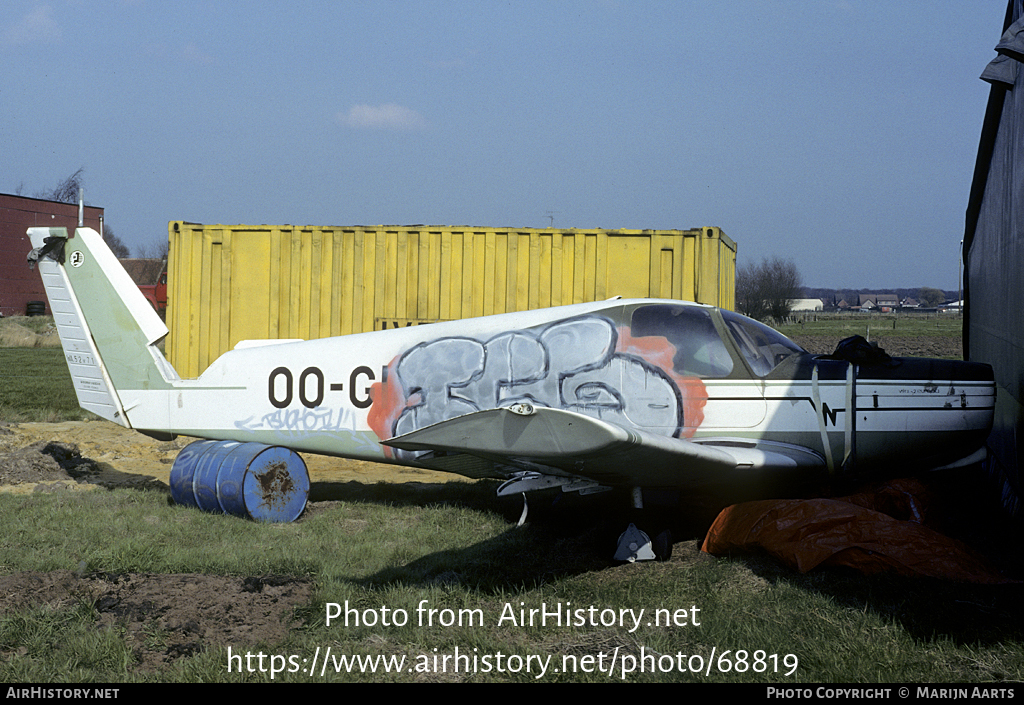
[28,227,178,427]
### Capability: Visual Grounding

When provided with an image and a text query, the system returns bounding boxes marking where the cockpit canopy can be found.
[629,303,805,379]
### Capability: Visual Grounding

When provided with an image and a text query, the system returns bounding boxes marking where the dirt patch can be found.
[0,569,312,671]
[0,421,464,495]
[0,440,92,486]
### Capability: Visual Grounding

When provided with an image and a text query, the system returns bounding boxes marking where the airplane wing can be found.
[382,405,825,490]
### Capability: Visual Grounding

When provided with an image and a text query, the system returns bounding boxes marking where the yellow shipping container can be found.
[166,222,736,378]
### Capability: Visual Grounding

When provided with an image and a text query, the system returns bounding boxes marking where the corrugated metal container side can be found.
[167,222,736,378]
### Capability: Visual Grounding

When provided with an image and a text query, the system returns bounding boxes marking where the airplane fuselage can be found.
[31,226,994,493]
[124,300,992,482]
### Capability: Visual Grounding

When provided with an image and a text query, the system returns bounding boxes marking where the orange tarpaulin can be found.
[700,479,1011,583]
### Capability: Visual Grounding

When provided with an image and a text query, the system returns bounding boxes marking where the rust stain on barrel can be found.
[254,461,295,509]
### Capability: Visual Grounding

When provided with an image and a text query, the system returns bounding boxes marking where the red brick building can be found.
[0,194,104,317]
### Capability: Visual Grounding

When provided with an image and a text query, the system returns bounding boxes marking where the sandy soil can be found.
[0,421,462,494]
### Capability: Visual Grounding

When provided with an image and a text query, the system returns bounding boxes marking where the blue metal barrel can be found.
[169,440,309,522]
[169,440,217,508]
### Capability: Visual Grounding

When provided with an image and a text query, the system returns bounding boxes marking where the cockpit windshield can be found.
[720,309,805,377]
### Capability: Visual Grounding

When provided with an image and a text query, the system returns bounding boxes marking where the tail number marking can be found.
[268,366,378,410]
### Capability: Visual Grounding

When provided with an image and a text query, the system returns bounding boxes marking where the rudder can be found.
[28,227,177,426]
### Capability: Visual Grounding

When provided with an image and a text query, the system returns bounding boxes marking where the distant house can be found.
[0,193,104,317]
[857,294,898,311]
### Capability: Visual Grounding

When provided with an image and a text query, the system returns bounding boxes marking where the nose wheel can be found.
[613,487,673,562]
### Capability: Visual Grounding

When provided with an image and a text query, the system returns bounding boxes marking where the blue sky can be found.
[2,1,1005,290]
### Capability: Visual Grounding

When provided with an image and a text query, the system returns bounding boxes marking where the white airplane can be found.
[28,226,995,559]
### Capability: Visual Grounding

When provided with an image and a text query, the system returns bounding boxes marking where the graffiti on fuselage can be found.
[367,315,708,457]
[237,405,360,433]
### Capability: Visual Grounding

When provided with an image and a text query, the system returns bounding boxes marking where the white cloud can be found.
[339,103,427,131]
[2,5,61,48]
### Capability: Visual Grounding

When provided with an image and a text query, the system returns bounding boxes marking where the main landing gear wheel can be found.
[613,525,673,562]
[614,487,673,562]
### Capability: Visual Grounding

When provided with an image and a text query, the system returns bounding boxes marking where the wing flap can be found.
[384,406,747,488]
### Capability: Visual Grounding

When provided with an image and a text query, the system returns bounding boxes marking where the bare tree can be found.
[735,256,803,322]
[36,168,85,204]
[135,239,170,259]
[31,169,142,259]
[102,225,131,259]
[736,261,770,321]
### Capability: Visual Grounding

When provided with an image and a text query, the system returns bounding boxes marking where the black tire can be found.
[26,301,46,316]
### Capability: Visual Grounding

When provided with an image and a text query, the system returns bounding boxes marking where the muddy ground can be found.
[0,421,467,673]
[0,569,314,672]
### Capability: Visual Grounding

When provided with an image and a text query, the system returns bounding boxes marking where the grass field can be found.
[0,348,95,422]
[777,314,964,358]
[777,313,963,339]
[0,477,1022,683]
[1,319,1021,683]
